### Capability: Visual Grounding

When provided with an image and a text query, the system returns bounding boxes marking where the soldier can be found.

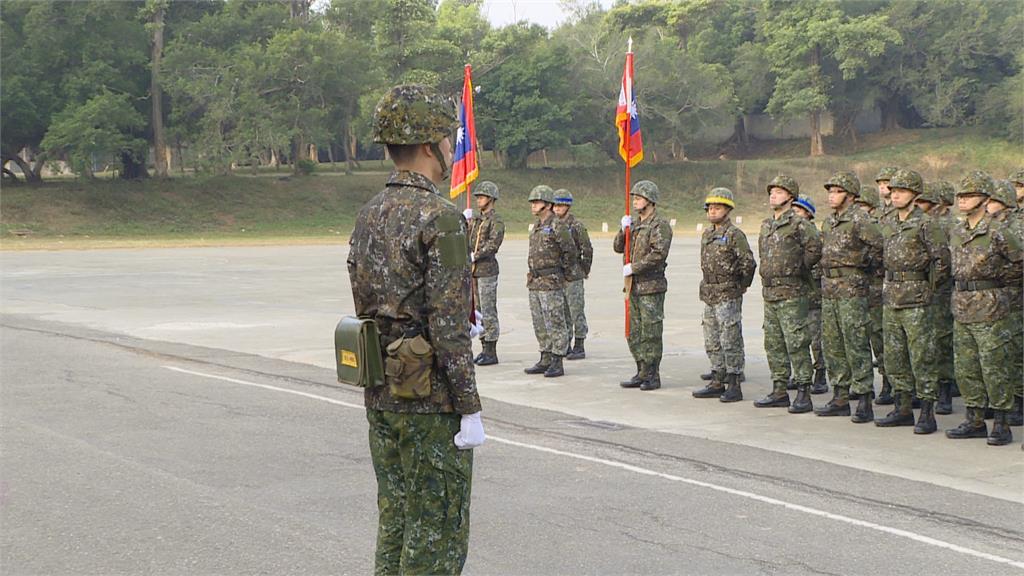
[692,188,756,402]
[755,176,821,412]
[791,194,828,394]
[873,169,951,434]
[945,171,1023,446]
[524,185,576,378]
[986,179,1023,426]
[1011,169,1024,207]
[615,180,673,391]
[552,189,594,360]
[854,185,890,405]
[468,181,505,366]
[816,171,885,423]
[876,166,899,220]
[347,84,484,575]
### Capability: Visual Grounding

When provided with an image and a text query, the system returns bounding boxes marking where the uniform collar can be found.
[386,170,440,195]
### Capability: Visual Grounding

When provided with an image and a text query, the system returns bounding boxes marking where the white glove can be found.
[623,263,633,277]
[454,411,485,449]
[463,208,474,221]
[620,215,632,230]
[470,252,476,263]
[469,311,484,338]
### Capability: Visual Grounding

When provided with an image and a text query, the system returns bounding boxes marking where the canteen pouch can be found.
[334,316,385,388]
[384,334,434,400]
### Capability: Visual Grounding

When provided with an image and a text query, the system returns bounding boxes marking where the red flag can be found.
[450,65,479,198]
[615,51,643,168]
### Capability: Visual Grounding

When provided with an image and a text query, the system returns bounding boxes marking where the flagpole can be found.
[623,38,633,339]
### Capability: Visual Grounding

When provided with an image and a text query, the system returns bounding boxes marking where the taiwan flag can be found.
[450,65,479,198]
[615,51,643,168]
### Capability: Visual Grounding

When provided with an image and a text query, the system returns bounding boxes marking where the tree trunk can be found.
[120,150,150,179]
[5,153,40,183]
[340,122,353,175]
[150,4,168,177]
[809,111,825,157]
[541,148,549,167]
[504,146,528,170]
[176,137,185,174]
[733,115,749,150]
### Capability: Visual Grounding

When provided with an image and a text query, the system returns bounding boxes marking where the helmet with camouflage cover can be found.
[888,168,923,195]
[473,181,500,200]
[1009,169,1024,187]
[553,189,573,206]
[766,175,799,198]
[990,180,1018,208]
[824,171,862,196]
[630,180,659,204]
[372,84,458,145]
[704,187,735,209]
[875,166,899,183]
[793,194,816,218]
[857,185,880,208]
[935,180,955,206]
[527,184,556,203]
[918,182,941,205]
[958,170,995,197]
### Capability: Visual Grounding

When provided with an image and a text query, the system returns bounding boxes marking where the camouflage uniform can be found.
[856,186,887,396]
[793,194,827,393]
[924,181,957,409]
[469,183,505,346]
[527,193,576,365]
[989,180,1024,421]
[757,176,822,409]
[554,191,593,352]
[818,172,885,419]
[614,181,673,389]
[348,84,481,576]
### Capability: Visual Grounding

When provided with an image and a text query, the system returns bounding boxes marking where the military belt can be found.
[885,270,928,282]
[823,266,863,279]
[955,279,1004,291]
[761,276,803,288]
[530,267,561,277]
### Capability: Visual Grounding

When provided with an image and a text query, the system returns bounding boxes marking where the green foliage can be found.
[40,90,148,177]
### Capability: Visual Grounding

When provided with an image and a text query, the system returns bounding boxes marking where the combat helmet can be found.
[990,180,1018,208]
[372,84,457,145]
[473,181,500,200]
[958,170,995,197]
[553,189,573,206]
[934,180,956,206]
[858,185,880,209]
[824,171,862,196]
[527,184,556,203]
[918,183,941,205]
[875,166,899,183]
[1009,169,1024,187]
[630,180,659,204]
[766,175,799,197]
[888,168,923,195]
[793,194,816,218]
[704,187,735,209]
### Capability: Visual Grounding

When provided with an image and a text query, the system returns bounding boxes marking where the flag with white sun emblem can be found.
[450,65,478,198]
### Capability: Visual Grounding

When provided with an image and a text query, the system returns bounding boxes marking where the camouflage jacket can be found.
[700,218,756,305]
[469,209,505,278]
[562,214,594,282]
[614,209,673,295]
[927,209,957,298]
[820,204,884,299]
[527,212,577,291]
[949,215,1024,323]
[993,209,1024,304]
[347,170,482,415]
[859,207,885,307]
[881,206,951,309]
[757,208,822,302]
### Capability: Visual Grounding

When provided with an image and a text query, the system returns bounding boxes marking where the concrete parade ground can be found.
[2,238,1022,575]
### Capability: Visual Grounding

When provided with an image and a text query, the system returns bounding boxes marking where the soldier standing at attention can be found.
[876,166,899,221]
[945,171,1023,446]
[986,179,1023,426]
[791,194,829,394]
[816,171,885,423]
[524,185,576,378]
[854,185,890,404]
[468,181,505,367]
[347,84,484,576]
[616,180,673,391]
[552,189,594,360]
[692,188,756,402]
[754,176,821,412]
[873,169,950,434]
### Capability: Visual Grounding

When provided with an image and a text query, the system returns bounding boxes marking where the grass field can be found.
[2,128,1021,249]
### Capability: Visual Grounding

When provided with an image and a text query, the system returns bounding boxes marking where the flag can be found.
[615,51,643,168]
[450,65,479,198]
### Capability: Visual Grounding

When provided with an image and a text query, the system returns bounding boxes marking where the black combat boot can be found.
[875,392,914,427]
[815,387,851,416]
[475,341,498,366]
[951,381,961,397]
[935,381,953,415]
[754,382,791,408]
[566,338,586,360]
[851,393,875,423]
[544,355,565,378]
[719,373,742,403]
[1007,396,1023,427]
[693,370,726,398]
[911,394,921,409]
[914,399,937,435]
[620,361,644,388]
[875,376,894,405]
[945,407,988,439]
[640,360,661,391]
[988,411,1014,446]
[524,352,551,375]
[983,406,995,419]
[786,377,797,391]
[789,384,812,414]
[811,368,829,395]
[700,370,714,381]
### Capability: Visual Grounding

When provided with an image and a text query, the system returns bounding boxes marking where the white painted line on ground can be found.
[162,365,1024,571]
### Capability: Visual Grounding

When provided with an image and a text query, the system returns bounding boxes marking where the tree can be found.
[40,90,148,178]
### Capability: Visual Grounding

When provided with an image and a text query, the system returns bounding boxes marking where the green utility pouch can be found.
[384,333,434,400]
[334,316,385,388]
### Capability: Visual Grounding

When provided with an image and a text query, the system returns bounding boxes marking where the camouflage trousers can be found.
[627,291,665,366]
[822,297,874,396]
[763,297,812,386]
[474,275,500,342]
[702,298,745,375]
[562,279,589,341]
[930,297,954,385]
[808,306,825,370]
[1011,308,1023,398]
[366,409,473,576]
[868,304,885,376]
[954,317,1016,411]
[883,306,938,401]
[529,288,570,356]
